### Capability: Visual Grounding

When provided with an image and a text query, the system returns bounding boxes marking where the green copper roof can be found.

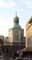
[14,15,19,20]
[14,15,19,25]
[10,15,22,30]
[12,24,21,30]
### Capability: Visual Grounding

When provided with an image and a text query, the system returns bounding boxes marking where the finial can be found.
[16,11,17,17]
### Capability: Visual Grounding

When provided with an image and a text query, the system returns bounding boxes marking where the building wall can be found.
[8,29,13,43]
[26,18,32,47]
[8,28,24,43]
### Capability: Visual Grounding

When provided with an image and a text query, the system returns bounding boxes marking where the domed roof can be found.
[14,15,19,20]
[13,14,21,30]
[14,15,19,25]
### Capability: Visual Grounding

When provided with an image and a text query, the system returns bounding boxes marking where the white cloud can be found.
[9,1,16,8]
[0,0,16,8]
[25,1,32,8]
[0,16,13,36]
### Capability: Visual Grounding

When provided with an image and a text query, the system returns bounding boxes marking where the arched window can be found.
[15,31,19,41]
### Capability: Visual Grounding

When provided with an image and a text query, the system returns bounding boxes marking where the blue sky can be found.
[0,0,32,37]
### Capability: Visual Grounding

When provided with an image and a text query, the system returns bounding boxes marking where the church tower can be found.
[8,14,24,46]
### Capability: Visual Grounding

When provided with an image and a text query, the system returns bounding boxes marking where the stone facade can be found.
[26,17,32,47]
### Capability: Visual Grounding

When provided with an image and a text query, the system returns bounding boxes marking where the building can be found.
[0,35,4,46]
[26,17,32,47]
[19,17,32,59]
[8,14,25,49]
